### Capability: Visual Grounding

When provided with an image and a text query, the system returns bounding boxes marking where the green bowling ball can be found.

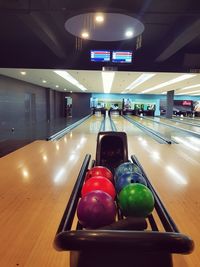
[118,183,154,217]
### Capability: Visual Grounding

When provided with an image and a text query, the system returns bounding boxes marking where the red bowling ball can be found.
[81,176,116,200]
[77,190,116,228]
[85,166,113,182]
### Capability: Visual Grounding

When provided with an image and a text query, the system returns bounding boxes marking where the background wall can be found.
[0,75,92,156]
[92,93,200,116]
[64,92,92,119]
[0,75,47,127]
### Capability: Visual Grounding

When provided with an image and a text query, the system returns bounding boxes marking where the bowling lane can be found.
[172,116,200,125]
[0,115,108,267]
[114,115,200,267]
[172,116,200,124]
[129,115,200,152]
[153,116,200,134]
[111,115,159,144]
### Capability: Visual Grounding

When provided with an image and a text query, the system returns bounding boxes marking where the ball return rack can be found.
[54,132,194,267]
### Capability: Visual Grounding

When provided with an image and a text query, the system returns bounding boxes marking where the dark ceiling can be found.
[0,0,200,72]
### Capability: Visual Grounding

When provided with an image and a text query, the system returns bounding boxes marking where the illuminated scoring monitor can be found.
[90,50,111,62]
[112,50,132,63]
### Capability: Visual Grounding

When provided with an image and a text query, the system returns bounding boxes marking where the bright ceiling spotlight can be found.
[125,30,133,38]
[95,15,104,23]
[20,71,26,75]
[81,32,89,39]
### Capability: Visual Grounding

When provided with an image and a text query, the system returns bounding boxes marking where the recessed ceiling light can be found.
[81,32,89,39]
[20,71,26,75]
[95,15,104,23]
[70,91,72,93]
[64,88,67,91]
[42,80,47,83]
[55,85,59,88]
[125,30,133,38]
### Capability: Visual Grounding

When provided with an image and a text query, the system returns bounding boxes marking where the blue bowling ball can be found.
[115,162,142,182]
[116,172,147,193]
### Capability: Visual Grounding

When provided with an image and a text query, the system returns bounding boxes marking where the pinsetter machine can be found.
[54,132,194,267]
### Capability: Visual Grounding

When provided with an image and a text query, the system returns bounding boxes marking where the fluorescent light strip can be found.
[190,93,200,96]
[54,70,87,91]
[182,84,200,90]
[176,90,200,95]
[126,73,156,91]
[102,71,115,93]
[141,74,196,94]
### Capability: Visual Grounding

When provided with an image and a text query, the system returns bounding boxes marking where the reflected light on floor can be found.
[69,154,76,161]
[64,137,67,143]
[166,166,187,185]
[22,169,29,179]
[54,168,65,183]
[70,132,73,138]
[56,144,60,151]
[174,137,200,152]
[187,136,200,145]
[76,144,80,150]
[151,151,160,160]
[43,155,48,162]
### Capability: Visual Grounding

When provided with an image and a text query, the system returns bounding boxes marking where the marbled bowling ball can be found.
[77,190,116,228]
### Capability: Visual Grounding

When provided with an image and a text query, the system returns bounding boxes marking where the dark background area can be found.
[0,0,200,72]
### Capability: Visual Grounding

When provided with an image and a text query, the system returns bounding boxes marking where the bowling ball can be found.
[116,172,147,193]
[115,162,142,182]
[118,184,154,218]
[85,166,113,182]
[81,176,116,200]
[77,190,116,228]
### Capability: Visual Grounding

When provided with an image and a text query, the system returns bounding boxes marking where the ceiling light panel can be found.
[54,70,88,91]
[126,73,156,91]
[141,74,196,94]
[182,84,200,90]
[102,71,115,93]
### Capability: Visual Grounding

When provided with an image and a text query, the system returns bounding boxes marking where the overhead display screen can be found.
[112,51,132,63]
[90,50,111,62]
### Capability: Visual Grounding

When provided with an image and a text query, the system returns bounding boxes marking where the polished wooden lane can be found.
[0,116,100,267]
[0,115,200,267]
[114,115,200,267]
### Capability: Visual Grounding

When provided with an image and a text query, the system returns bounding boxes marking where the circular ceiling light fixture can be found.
[65,13,144,41]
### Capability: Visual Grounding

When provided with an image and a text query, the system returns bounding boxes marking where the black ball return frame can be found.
[54,132,194,267]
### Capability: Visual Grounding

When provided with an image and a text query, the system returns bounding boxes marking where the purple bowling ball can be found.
[77,190,116,229]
